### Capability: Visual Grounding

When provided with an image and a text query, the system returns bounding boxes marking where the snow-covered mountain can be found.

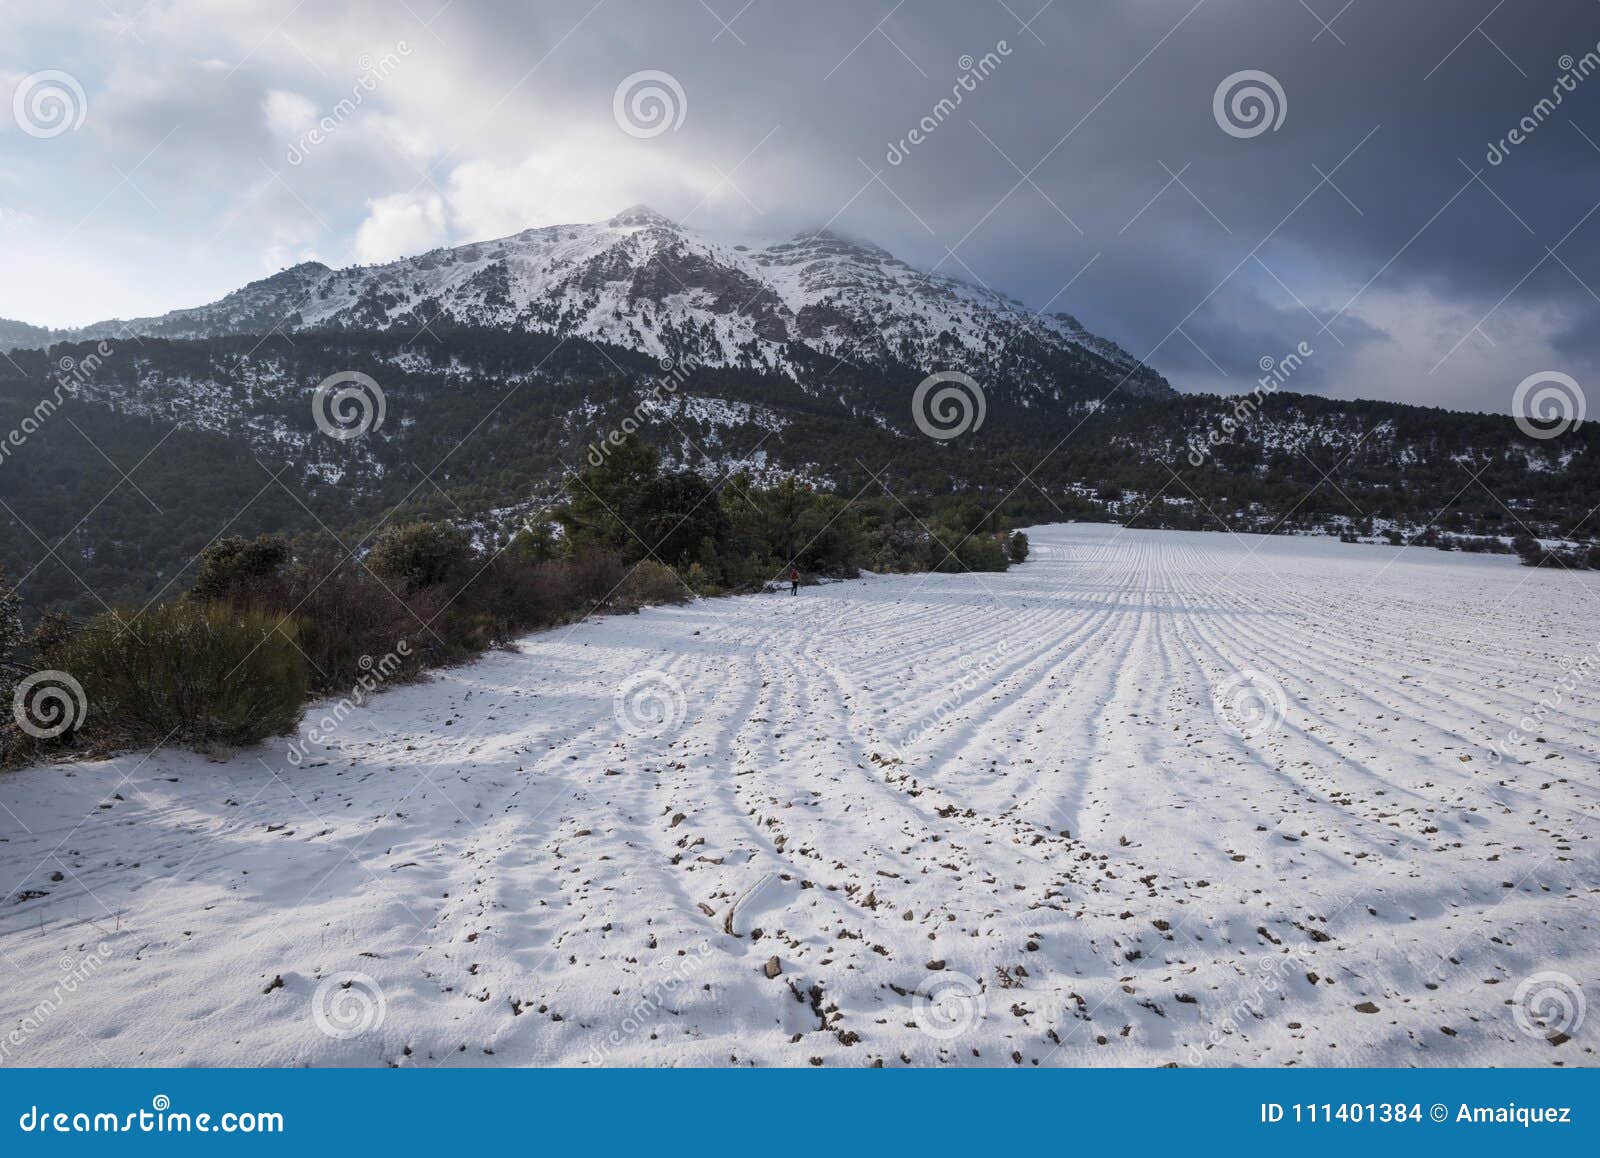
[10,205,1170,398]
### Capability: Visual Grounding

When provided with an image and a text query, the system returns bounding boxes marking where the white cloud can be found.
[354,190,447,263]
[444,155,606,240]
[362,113,434,169]
[442,146,718,243]
[1335,288,1576,415]
[263,89,316,137]
[336,129,728,271]
[346,144,720,266]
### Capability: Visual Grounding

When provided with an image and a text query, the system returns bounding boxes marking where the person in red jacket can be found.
[789,566,799,596]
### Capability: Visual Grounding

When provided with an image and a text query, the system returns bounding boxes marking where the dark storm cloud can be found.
[3,0,1598,413]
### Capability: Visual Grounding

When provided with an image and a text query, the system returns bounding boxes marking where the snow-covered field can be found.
[2,524,1595,1067]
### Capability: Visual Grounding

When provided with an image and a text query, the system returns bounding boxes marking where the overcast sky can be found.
[3,0,1599,413]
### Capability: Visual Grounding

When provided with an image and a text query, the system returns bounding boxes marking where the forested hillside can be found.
[1,324,1594,618]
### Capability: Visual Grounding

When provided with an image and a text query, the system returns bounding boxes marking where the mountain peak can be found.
[235,261,332,294]
[763,228,895,266]
[0,207,1170,400]
[608,204,677,229]
[792,226,879,249]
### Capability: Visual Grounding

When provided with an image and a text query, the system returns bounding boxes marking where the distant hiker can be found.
[789,566,800,596]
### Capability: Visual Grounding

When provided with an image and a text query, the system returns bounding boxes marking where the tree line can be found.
[1,434,1027,767]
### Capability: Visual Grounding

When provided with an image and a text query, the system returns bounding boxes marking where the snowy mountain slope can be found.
[27,330,850,501]
[12,206,1171,399]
